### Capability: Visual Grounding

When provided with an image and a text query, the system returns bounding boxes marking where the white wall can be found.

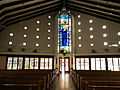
[71,11,120,54]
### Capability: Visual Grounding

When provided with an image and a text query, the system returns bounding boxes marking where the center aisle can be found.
[52,73,76,90]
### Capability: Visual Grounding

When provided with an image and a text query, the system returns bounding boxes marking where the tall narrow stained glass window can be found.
[58,12,71,53]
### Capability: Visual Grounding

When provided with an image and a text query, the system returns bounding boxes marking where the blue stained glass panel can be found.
[58,12,71,53]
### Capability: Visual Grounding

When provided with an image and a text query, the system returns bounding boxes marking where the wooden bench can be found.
[83,76,120,90]
[0,69,59,90]
[70,69,120,90]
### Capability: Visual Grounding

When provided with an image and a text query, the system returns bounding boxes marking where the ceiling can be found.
[0,0,120,31]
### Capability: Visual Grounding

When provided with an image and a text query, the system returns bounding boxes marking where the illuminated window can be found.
[36,36,39,38]
[34,58,39,69]
[78,29,81,32]
[118,32,120,36]
[36,28,40,31]
[7,57,13,69]
[58,12,71,53]
[102,25,106,29]
[119,41,120,44]
[78,22,81,25]
[40,58,44,69]
[7,57,23,70]
[104,42,108,46]
[107,58,113,71]
[9,42,12,45]
[48,44,51,47]
[101,58,106,70]
[103,33,107,37]
[36,43,39,47]
[113,58,119,71]
[90,27,93,31]
[24,26,28,30]
[24,34,27,38]
[91,58,95,70]
[91,43,94,47]
[23,42,26,46]
[48,16,51,19]
[48,37,50,40]
[10,33,13,37]
[90,35,93,38]
[78,15,81,18]
[79,44,81,47]
[48,29,51,32]
[49,58,53,69]
[37,21,40,24]
[48,23,51,25]
[78,36,81,40]
[45,58,49,69]
[76,58,80,70]
[76,58,89,70]
[89,20,93,23]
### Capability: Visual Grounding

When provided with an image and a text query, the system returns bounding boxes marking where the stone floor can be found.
[52,73,76,90]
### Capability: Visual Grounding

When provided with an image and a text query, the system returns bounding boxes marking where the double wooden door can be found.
[59,57,70,73]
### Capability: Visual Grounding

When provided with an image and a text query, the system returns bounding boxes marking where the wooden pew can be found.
[0,69,59,90]
[83,76,120,90]
[70,69,120,90]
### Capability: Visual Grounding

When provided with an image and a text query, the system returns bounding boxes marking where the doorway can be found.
[59,57,70,73]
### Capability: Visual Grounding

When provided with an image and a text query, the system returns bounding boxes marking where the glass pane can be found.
[81,58,84,70]
[25,58,30,69]
[58,12,71,53]
[85,58,89,70]
[65,58,69,71]
[40,58,44,69]
[7,57,13,70]
[107,58,113,71]
[113,58,119,71]
[45,58,49,69]
[13,57,18,70]
[30,58,34,69]
[18,57,23,69]
[101,58,106,70]
[49,58,52,69]
[96,58,100,70]
[76,58,80,70]
[91,58,95,70]
[34,58,39,69]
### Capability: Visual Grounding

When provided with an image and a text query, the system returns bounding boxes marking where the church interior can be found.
[0,0,120,90]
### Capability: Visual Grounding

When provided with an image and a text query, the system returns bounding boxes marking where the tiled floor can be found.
[52,73,76,90]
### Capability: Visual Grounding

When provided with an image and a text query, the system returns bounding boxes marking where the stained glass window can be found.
[58,12,71,54]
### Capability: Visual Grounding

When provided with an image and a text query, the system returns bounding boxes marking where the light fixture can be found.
[48,44,51,47]
[48,16,51,18]
[78,15,81,18]
[9,42,12,45]
[37,21,40,24]
[78,22,81,25]
[10,33,13,37]
[79,44,81,47]
[118,32,120,36]
[78,29,81,32]
[104,42,108,46]
[102,25,106,29]
[90,27,93,31]
[36,43,39,47]
[24,26,28,30]
[48,29,51,32]
[103,33,107,37]
[89,20,93,23]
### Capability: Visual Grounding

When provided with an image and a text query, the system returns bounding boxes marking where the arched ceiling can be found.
[0,0,120,31]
